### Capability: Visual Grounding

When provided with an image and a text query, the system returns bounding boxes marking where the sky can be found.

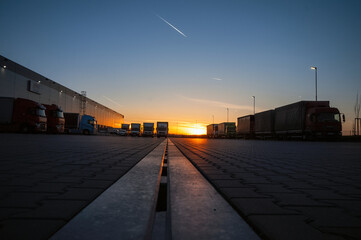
[1,0,361,135]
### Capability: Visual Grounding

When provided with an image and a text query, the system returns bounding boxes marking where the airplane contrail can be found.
[212,78,223,81]
[102,96,122,108]
[156,14,187,37]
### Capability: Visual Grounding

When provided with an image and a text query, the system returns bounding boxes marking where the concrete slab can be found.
[168,140,260,240]
[50,139,167,240]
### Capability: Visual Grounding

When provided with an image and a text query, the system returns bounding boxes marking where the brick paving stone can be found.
[247,215,342,240]
[285,207,361,228]
[18,183,70,193]
[73,180,113,189]
[254,184,299,193]
[206,174,235,180]
[232,198,298,216]
[212,179,245,188]
[324,200,361,217]
[0,208,29,221]
[0,219,66,240]
[318,227,361,240]
[11,200,88,220]
[221,187,270,199]
[300,189,357,200]
[0,192,58,208]
[272,193,335,207]
[48,187,106,201]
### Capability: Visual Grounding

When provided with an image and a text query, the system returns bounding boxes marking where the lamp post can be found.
[252,96,255,115]
[310,66,317,101]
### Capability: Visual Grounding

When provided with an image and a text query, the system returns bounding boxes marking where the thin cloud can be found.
[212,78,222,81]
[102,96,122,108]
[156,14,187,37]
[180,95,253,111]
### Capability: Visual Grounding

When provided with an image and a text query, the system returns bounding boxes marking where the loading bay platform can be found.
[0,134,361,240]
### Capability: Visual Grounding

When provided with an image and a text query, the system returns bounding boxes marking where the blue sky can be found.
[1,0,361,134]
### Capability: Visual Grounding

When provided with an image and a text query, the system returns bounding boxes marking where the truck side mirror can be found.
[342,114,345,122]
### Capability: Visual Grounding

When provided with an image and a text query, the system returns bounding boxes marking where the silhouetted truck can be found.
[157,122,168,137]
[274,101,343,138]
[0,97,47,133]
[237,115,254,138]
[207,124,218,138]
[120,123,130,136]
[44,104,64,133]
[254,110,275,138]
[218,122,236,138]
[142,122,154,137]
[64,113,97,134]
[130,123,141,136]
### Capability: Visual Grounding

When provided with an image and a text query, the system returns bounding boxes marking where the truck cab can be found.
[142,123,155,137]
[44,104,65,133]
[80,115,97,135]
[120,124,130,136]
[64,113,97,134]
[130,123,141,136]
[306,107,343,137]
[157,122,169,137]
[12,98,47,133]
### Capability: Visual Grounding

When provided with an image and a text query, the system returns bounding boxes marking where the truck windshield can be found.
[54,111,64,118]
[317,113,340,122]
[36,109,46,117]
[88,120,97,126]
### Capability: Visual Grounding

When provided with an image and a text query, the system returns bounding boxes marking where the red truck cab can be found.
[44,104,65,133]
[12,98,47,132]
[305,102,343,138]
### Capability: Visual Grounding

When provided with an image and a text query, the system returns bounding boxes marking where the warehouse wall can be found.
[0,56,124,128]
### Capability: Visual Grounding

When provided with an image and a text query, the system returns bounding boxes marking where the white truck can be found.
[142,122,154,137]
[157,122,168,137]
[130,123,141,136]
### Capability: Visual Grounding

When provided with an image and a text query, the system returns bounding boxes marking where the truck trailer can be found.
[130,123,141,136]
[254,110,275,138]
[0,97,47,133]
[274,101,343,138]
[64,113,97,134]
[237,115,254,138]
[157,122,168,137]
[142,122,155,137]
[218,122,236,138]
[44,104,64,133]
[206,124,218,138]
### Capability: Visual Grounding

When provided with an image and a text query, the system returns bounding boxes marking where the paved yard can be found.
[0,134,163,240]
[171,138,361,240]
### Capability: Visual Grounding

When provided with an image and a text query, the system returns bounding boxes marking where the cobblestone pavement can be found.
[171,138,361,240]
[0,134,163,240]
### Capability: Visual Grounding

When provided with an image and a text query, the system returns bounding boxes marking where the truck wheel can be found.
[83,129,90,135]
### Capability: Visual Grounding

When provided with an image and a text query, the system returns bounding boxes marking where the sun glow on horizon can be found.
[169,122,207,135]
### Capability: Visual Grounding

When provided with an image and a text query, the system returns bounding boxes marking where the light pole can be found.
[310,66,317,101]
[252,96,255,115]
[227,108,229,122]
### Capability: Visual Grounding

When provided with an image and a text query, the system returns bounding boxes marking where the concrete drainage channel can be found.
[151,141,170,240]
[51,139,260,240]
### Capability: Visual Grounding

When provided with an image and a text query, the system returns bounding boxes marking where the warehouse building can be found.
[0,55,124,128]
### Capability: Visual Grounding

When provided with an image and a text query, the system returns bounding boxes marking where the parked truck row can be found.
[0,97,97,134]
[118,122,168,137]
[208,100,344,139]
